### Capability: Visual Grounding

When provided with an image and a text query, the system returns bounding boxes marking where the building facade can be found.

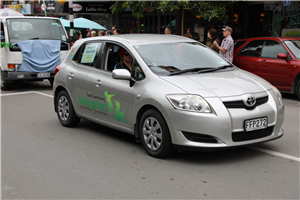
[1,1,299,41]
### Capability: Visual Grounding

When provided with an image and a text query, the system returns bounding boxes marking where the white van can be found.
[0,16,70,90]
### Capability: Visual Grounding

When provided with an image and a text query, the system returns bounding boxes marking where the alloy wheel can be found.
[58,96,70,121]
[142,117,162,151]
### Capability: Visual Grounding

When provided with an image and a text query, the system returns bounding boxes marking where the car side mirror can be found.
[277,53,288,60]
[112,69,131,80]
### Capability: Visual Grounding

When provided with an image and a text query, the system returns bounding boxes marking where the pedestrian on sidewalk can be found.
[91,31,96,37]
[206,28,220,53]
[164,27,172,35]
[86,27,93,38]
[214,26,234,62]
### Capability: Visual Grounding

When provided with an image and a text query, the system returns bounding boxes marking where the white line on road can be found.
[248,146,300,162]
[0,91,53,98]
[1,91,300,162]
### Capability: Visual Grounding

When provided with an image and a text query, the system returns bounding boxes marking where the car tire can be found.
[296,80,300,100]
[1,70,10,90]
[56,90,80,127]
[139,109,175,158]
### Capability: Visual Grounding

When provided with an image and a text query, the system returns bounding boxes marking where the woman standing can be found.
[206,28,220,53]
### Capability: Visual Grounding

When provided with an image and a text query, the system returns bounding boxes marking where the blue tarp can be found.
[17,40,61,72]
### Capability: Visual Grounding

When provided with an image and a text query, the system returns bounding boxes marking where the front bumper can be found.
[163,91,284,150]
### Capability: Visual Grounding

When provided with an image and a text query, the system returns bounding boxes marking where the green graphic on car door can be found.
[78,91,128,124]
[104,91,128,124]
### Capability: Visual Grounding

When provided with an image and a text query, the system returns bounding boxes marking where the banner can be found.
[4,4,32,15]
[71,2,111,13]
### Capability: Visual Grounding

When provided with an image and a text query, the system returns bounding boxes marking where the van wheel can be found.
[1,70,10,90]
[139,109,175,158]
[56,90,80,127]
[296,80,300,100]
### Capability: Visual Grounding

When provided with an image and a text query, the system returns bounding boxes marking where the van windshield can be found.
[7,18,67,43]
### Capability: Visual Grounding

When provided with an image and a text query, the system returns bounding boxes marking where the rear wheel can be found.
[1,70,10,90]
[139,109,175,158]
[296,80,300,100]
[56,90,80,127]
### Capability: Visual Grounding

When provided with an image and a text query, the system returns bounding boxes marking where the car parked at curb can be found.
[233,37,300,100]
[53,34,284,158]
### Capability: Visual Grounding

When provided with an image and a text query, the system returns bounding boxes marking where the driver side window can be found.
[132,59,145,81]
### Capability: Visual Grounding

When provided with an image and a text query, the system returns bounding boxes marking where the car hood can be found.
[159,69,271,98]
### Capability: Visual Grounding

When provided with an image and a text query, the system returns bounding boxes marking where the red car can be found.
[233,37,300,100]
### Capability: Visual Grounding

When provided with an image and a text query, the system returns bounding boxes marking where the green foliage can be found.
[1,42,14,48]
[110,1,234,21]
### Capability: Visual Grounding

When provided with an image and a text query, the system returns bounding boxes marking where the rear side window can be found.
[234,41,246,51]
[73,42,102,67]
[238,40,264,57]
[261,40,287,59]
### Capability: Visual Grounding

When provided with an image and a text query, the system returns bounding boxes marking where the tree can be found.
[110,1,234,21]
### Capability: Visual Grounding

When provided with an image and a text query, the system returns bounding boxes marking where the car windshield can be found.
[134,42,232,76]
[7,18,67,43]
[284,40,300,59]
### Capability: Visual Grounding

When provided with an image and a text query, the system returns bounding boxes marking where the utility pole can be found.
[69,0,74,39]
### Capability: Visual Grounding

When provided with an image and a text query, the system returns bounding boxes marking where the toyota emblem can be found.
[244,96,256,107]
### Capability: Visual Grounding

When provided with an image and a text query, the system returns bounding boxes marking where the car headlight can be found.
[271,85,283,107]
[166,94,211,113]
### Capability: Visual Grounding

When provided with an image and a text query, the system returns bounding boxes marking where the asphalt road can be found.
[1,80,299,199]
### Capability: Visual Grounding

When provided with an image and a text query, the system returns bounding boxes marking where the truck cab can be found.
[0,16,70,90]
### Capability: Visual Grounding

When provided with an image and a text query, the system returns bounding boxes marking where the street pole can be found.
[43,0,47,17]
[69,0,74,39]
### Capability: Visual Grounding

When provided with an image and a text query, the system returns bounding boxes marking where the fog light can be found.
[17,74,24,78]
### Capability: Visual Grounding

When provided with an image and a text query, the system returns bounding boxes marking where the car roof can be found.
[75,34,196,46]
[236,37,300,42]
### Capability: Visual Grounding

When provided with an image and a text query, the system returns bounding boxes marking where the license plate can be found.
[37,72,50,78]
[245,117,268,131]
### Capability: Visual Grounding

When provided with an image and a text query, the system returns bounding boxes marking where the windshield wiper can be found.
[169,67,211,76]
[196,65,234,74]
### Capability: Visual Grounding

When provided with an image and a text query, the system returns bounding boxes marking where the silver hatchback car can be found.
[53,34,284,158]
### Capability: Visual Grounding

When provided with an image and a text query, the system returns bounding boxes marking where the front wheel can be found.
[139,109,175,158]
[296,80,300,100]
[56,90,80,127]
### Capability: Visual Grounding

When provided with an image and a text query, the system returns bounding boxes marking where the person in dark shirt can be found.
[114,48,132,72]
[187,28,200,41]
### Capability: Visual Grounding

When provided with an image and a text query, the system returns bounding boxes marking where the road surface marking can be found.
[248,146,300,162]
[0,91,53,98]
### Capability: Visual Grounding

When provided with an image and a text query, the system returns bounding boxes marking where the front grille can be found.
[232,126,273,142]
[223,96,268,110]
[182,132,218,143]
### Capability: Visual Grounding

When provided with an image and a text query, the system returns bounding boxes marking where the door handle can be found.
[260,60,267,63]
[94,80,102,87]
[67,73,74,79]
